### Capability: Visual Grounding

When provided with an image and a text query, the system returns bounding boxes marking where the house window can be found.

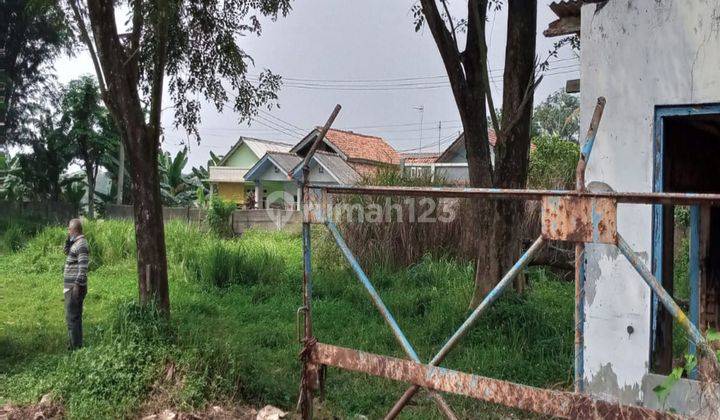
[318,166,324,174]
[274,166,280,173]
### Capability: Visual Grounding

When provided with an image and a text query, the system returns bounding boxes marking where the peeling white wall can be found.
[579,0,720,404]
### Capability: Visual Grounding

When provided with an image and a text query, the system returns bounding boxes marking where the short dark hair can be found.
[69,218,83,234]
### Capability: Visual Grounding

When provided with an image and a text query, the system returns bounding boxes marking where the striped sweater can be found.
[64,235,89,286]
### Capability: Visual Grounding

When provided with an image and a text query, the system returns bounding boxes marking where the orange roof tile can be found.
[323,128,399,164]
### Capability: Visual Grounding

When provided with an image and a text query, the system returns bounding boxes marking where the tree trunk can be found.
[470,0,537,307]
[85,0,170,314]
[85,165,95,218]
[128,129,169,313]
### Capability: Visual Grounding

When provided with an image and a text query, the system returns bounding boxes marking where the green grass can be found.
[0,220,573,419]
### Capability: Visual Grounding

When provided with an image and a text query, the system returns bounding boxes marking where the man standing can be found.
[63,218,89,350]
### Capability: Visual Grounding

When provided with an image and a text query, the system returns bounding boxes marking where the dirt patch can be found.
[0,394,63,420]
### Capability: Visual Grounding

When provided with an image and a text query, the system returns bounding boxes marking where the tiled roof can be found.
[323,128,399,164]
[312,151,360,184]
[266,152,302,174]
[401,153,440,164]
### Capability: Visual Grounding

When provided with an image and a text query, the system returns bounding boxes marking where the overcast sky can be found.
[53,1,577,168]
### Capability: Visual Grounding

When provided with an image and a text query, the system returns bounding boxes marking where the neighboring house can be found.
[237,128,395,209]
[545,0,720,415]
[208,137,293,206]
[401,130,497,184]
[244,150,360,209]
[291,128,399,176]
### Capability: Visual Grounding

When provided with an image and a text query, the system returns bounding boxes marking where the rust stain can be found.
[310,343,682,420]
[541,196,617,244]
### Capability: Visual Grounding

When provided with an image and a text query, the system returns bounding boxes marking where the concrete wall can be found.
[223,142,259,168]
[217,182,249,204]
[105,205,300,233]
[579,0,720,406]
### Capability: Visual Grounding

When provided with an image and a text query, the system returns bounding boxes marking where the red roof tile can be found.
[323,128,399,164]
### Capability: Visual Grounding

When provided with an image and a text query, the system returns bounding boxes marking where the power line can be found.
[252,68,579,92]
[245,57,579,84]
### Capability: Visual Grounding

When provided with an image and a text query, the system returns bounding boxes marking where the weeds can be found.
[0,219,574,419]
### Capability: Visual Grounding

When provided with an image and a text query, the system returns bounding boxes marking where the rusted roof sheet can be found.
[549,0,583,18]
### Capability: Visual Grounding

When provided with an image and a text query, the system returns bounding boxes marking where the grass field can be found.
[0,220,573,419]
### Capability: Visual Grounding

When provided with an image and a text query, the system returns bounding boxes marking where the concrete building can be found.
[208,137,293,206]
[548,0,720,414]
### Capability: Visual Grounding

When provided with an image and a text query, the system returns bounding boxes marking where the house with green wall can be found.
[208,137,293,206]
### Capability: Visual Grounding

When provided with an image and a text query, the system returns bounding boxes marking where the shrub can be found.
[207,197,235,238]
[528,135,579,189]
[2,225,26,252]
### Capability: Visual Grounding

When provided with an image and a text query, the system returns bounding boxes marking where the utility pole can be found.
[413,105,424,153]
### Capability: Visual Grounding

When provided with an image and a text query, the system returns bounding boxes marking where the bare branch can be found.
[148,0,170,146]
[502,71,543,138]
[440,0,459,49]
[470,0,500,137]
[419,0,468,109]
[68,0,107,95]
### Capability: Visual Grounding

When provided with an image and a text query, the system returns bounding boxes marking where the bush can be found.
[528,135,579,189]
[207,198,235,238]
[2,225,26,252]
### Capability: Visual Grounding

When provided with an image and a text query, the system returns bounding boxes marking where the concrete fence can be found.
[0,201,77,223]
[104,204,300,234]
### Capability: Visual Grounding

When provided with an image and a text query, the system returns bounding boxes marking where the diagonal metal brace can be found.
[616,233,718,366]
[386,236,546,419]
[325,220,458,420]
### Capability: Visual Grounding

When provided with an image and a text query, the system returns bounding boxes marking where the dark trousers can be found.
[64,284,87,350]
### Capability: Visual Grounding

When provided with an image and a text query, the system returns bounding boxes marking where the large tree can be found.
[1,0,72,142]
[61,75,117,218]
[417,0,538,307]
[66,0,290,313]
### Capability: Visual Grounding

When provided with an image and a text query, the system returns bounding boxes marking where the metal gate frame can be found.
[292,101,720,419]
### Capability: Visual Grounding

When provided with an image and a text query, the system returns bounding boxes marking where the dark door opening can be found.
[652,107,720,375]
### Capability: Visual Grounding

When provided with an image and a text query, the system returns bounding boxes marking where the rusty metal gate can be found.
[292,101,720,419]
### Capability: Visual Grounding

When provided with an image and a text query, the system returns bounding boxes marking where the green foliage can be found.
[674,206,690,229]
[158,148,206,206]
[207,197,236,238]
[528,135,580,189]
[1,0,72,142]
[531,89,580,142]
[0,221,574,418]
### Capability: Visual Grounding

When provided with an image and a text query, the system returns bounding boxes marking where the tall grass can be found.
[0,219,574,419]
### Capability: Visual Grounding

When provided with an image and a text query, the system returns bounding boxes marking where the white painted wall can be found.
[580,0,720,404]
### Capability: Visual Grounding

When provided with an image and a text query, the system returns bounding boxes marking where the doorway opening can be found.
[651,106,720,375]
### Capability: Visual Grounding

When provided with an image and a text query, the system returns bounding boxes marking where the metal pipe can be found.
[386,236,546,419]
[300,222,314,419]
[573,97,606,393]
[616,233,714,359]
[311,343,682,420]
[309,184,720,206]
[325,220,458,419]
[291,105,341,183]
[575,97,606,190]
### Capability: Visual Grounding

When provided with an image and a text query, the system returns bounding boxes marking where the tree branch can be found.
[470,0,501,138]
[420,0,468,110]
[440,0,459,49]
[502,70,542,138]
[68,0,107,96]
[148,0,170,146]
